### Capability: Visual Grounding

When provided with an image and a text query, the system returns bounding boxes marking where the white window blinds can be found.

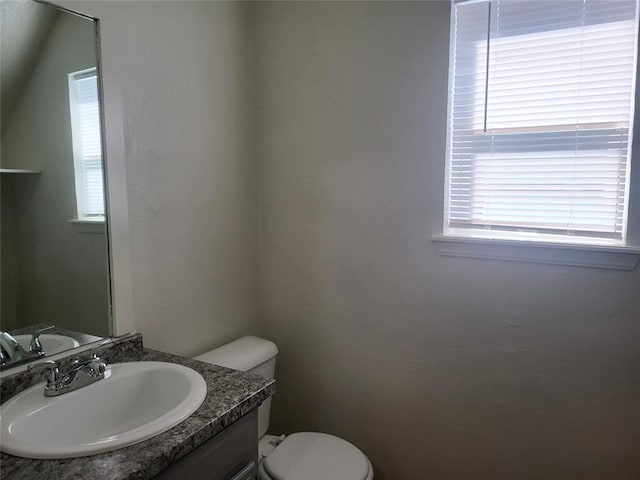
[446,0,639,244]
[68,68,105,220]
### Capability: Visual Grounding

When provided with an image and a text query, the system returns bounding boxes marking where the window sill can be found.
[431,235,640,271]
[69,219,105,235]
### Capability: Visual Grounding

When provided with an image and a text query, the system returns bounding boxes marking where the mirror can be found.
[0,0,111,370]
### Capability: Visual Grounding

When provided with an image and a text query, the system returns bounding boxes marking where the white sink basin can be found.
[14,334,80,356]
[0,361,207,459]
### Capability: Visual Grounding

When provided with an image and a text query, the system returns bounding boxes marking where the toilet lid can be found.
[263,432,370,480]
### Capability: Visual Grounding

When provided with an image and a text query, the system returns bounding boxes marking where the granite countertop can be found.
[0,340,276,480]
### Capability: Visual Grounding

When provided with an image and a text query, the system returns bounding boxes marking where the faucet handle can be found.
[88,338,114,359]
[69,338,114,369]
[72,334,133,367]
[29,325,56,353]
[27,360,60,386]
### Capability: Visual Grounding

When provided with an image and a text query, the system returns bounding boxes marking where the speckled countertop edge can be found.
[0,342,276,480]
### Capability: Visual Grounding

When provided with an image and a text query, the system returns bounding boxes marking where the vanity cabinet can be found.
[0,341,275,480]
[154,409,258,480]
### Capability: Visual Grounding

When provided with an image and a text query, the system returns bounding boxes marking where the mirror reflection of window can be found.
[68,68,105,221]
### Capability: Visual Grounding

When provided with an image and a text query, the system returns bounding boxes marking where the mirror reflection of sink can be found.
[14,334,80,356]
[0,361,207,459]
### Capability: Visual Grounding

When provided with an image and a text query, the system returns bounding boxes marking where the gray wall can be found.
[1,12,109,337]
[48,1,640,478]
[256,2,640,479]
[68,1,260,356]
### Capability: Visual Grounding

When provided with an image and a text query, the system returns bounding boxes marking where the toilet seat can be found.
[259,432,373,480]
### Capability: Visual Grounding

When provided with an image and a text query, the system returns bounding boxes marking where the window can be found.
[445,0,639,245]
[68,67,105,221]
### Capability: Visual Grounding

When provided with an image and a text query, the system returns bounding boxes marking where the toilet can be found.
[195,336,373,480]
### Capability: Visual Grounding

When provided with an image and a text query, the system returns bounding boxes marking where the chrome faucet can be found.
[0,342,11,365]
[28,325,56,354]
[0,330,46,368]
[28,340,110,397]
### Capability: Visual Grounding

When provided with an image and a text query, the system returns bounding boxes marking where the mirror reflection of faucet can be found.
[28,325,56,354]
[0,327,55,368]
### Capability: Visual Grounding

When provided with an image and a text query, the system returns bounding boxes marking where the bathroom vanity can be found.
[0,334,276,480]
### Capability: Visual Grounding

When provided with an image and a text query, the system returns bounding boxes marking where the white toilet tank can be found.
[194,336,278,439]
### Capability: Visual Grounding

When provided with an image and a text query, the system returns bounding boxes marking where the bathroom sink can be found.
[14,334,80,356]
[0,361,207,459]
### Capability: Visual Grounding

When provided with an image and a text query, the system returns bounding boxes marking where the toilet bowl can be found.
[195,336,373,480]
[258,432,373,480]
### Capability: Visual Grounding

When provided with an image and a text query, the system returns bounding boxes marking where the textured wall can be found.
[0,1,57,128]
[68,1,260,356]
[256,2,640,479]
